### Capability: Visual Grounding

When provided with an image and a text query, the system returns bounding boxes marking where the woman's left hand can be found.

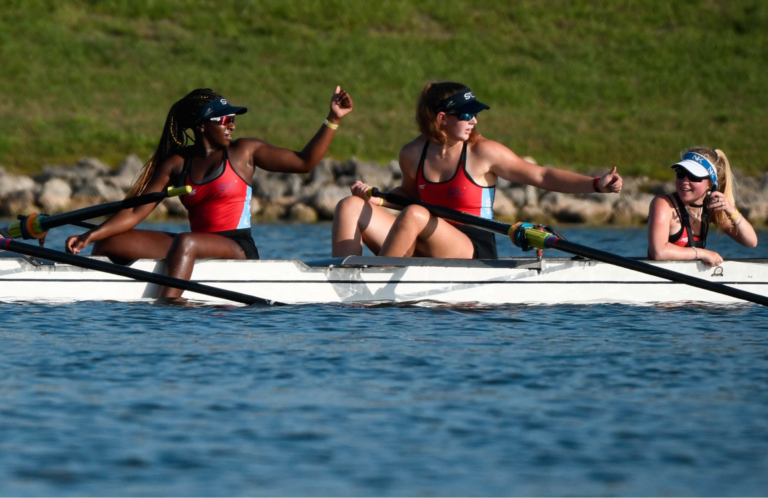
[597,167,623,193]
[329,86,354,122]
[707,191,736,216]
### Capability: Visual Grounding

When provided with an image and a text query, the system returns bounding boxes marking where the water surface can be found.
[0,223,767,495]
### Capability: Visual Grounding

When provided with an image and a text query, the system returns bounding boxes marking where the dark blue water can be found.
[1,223,767,495]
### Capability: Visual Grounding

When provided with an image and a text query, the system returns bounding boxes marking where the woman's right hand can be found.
[350,181,376,203]
[65,232,92,254]
[697,248,724,267]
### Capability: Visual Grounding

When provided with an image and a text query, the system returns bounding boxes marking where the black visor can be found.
[195,98,248,125]
[436,90,490,115]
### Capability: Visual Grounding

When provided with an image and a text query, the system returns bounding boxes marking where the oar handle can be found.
[0,237,276,306]
[6,185,192,239]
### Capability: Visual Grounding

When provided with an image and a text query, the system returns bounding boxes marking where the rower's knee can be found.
[169,233,199,259]
[334,195,367,219]
[398,204,430,228]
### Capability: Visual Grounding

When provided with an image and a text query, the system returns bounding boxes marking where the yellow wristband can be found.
[377,197,384,206]
[323,119,339,130]
[729,210,740,220]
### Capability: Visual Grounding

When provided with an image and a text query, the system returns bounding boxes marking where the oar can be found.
[0,237,278,306]
[369,188,768,307]
[4,185,191,240]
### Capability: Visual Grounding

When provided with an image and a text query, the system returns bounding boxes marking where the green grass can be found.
[1,0,767,177]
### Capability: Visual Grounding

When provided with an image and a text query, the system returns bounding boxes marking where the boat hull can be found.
[1,255,767,305]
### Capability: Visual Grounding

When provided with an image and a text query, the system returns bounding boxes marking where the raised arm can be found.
[243,86,353,174]
[486,141,622,194]
[65,156,180,254]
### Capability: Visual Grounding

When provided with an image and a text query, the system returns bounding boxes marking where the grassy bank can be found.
[1,0,766,176]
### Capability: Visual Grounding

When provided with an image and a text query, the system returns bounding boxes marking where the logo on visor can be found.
[204,108,213,116]
[220,99,228,105]
[464,92,474,100]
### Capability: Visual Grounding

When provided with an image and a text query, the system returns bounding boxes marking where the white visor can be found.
[671,159,710,179]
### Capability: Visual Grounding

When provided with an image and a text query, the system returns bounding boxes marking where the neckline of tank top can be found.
[419,140,496,188]
[186,148,229,186]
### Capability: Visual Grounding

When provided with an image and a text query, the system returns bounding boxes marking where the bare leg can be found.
[379,205,475,258]
[160,232,246,298]
[92,229,175,265]
[331,196,397,257]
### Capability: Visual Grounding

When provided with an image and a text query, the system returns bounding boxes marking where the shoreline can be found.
[2,154,767,227]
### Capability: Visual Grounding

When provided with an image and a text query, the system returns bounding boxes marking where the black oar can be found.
[0,237,278,306]
[370,188,768,307]
[4,185,191,240]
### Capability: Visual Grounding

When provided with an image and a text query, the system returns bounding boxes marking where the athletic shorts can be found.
[455,224,498,260]
[212,228,260,260]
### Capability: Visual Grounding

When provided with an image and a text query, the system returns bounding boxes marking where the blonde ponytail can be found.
[684,147,736,231]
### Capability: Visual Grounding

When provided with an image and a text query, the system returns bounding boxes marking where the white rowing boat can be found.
[1,254,767,305]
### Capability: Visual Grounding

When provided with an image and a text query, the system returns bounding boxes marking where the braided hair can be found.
[128,88,222,197]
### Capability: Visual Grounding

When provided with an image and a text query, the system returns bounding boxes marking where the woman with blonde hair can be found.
[647,147,758,266]
[332,81,622,259]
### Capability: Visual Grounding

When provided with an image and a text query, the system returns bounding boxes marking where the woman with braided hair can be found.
[66,86,353,298]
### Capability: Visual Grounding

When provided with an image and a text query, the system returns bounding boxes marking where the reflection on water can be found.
[0,223,767,495]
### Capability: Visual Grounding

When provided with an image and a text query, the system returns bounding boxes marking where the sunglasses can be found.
[448,112,477,122]
[209,115,236,126]
[674,168,706,182]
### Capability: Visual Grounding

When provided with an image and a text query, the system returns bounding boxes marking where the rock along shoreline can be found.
[2,155,767,226]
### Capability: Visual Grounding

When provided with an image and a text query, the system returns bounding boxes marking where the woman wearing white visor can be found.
[647,147,757,266]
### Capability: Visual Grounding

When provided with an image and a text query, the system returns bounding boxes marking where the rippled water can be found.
[1,222,767,495]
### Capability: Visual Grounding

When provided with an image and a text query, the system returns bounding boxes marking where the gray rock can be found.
[0,190,37,216]
[72,177,124,202]
[493,189,517,220]
[0,173,36,198]
[332,158,395,190]
[36,157,111,187]
[252,169,302,200]
[110,154,145,191]
[388,160,403,180]
[611,194,654,225]
[539,192,613,224]
[37,178,72,214]
[288,203,319,223]
[162,196,187,217]
[310,186,350,220]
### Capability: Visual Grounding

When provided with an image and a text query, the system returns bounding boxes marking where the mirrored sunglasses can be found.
[674,168,706,183]
[209,115,236,126]
[449,112,477,122]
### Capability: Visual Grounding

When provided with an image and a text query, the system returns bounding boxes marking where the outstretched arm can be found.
[65,157,179,254]
[487,141,622,194]
[246,86,353,174]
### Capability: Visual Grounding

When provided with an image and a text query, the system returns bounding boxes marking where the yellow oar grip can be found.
[167,185,193,197]
[524,228,551,250]
[366,188,374,197]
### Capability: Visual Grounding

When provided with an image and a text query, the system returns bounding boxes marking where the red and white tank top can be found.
[416,141,495,221]
[179,148,252,233]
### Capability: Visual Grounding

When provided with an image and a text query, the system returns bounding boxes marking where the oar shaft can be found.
[7,186,191,240]
[550,237,768,307]
[370,188,512,236]
[0,238,275,306]
[38,185,191,232]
